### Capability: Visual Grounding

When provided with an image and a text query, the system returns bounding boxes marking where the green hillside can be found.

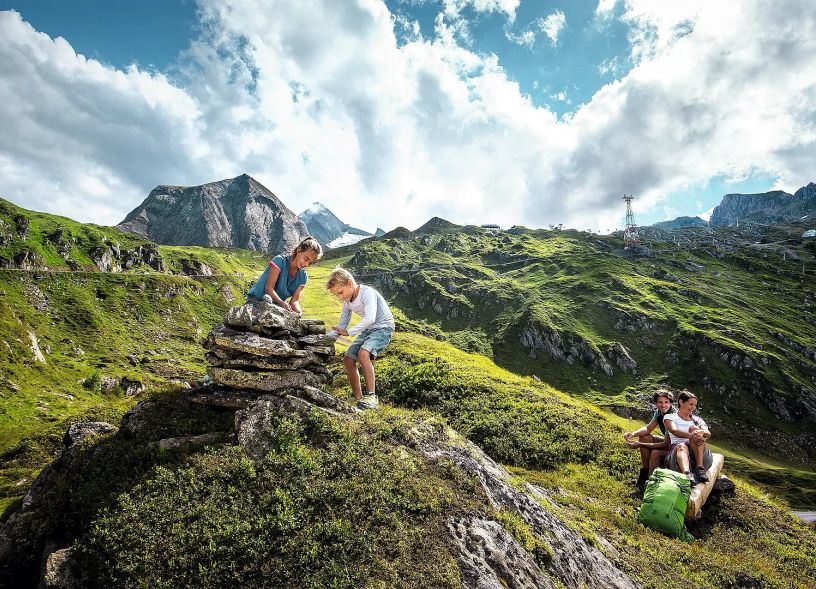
[1,201,815,588]
[325,221,816,474]
[0,197,266,511]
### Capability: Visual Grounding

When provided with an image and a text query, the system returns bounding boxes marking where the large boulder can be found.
[207,367,321,391]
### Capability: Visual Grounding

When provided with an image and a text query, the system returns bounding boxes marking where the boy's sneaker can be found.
[693,465,709,483]
[684,471,698,486]
[357,393,379,410]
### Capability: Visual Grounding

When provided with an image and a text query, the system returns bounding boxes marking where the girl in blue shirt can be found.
[247,237,323,315]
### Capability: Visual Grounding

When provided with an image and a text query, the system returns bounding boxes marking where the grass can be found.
[322,224,816,474]
[1,201,815,586]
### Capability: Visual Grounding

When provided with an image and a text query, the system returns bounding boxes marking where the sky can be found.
[1,0,815,233]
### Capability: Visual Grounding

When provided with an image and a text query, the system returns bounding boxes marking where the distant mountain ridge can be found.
[710,182,816,227]
[298,202,371,247]
[649,216,708,230]
[117,174,309,254]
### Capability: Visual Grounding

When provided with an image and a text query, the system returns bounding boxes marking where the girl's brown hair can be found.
[677,390,697,404]
[292,237,323,260]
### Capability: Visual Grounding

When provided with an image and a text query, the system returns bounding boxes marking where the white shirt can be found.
[338,284,395,336]
[663,412,708,445]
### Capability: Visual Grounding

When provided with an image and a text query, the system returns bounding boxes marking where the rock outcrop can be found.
[118,174,309,255]
[202,297,343,412]
[709,182,816,227]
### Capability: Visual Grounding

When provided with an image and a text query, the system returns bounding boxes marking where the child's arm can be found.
[289,285,305,316]
[263,260,289,310]
[332,305,352,336]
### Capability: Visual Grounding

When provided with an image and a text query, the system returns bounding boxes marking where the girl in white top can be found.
[663,390,713,485]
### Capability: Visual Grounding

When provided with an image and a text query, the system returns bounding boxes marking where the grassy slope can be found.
[0,197,268,510]
[324,226,816,468]
[2,257,815,588]
[2,204,816,587]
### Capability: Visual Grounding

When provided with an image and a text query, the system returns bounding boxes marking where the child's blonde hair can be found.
[325,267,356,289]
[292,236,323,260]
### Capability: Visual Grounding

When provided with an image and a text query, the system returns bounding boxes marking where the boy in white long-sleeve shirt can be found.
[326,267,395,410]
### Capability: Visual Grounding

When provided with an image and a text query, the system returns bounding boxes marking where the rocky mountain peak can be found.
[710,181,816,227]
[298,202,371,247]
[117,174,309,255]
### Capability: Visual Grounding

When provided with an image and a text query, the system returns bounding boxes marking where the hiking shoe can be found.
[357,393,379,410]
[684,471,698,486]
[693,465,709,483]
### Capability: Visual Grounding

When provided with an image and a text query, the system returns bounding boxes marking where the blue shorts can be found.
[345,327,393,360]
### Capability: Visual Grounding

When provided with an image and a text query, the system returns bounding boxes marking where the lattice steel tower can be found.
[622,194,641,247]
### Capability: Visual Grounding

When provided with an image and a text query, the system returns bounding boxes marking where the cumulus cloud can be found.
[536,10,566,46]
[1,0,815,233]
[595,0,618,19]
[0,11,208,224]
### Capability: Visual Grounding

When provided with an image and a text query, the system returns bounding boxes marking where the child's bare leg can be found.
[343,355,362,400]
[691,440,706,468]
[358,349,375,394]
[649,449,667,474]
[637,434,657,467]
[675,444,691,472]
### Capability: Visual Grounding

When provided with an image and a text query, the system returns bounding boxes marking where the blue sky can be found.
[0,0,812,232]
[1,0,199,71]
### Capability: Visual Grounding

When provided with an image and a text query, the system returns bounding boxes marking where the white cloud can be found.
[595,0,618,19]
[597,55,621,76]
[1,1,815,234]
[536,10,566,46]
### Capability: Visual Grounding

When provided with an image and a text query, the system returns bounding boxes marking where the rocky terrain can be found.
[710,181,816,227]
[118,174,309,254]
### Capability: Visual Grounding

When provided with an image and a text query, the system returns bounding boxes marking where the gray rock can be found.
[117,174,310,255]
[186,387,267,409]
[223,299,304,335]
[63,422,118,448]
[90,246,121,273]
[40,546,76,589]
[179,259,214,276]
[280,386,352,414]
[120,377,144,397]
[303,363,333,383]
[208,367,321,391]
[204,325,309,358]
[297,334,337,346]
[303,345,335,356]
[710,183,816,227]
[205,349,319,370]
[448,514,555,589]
[403,424,641,589]
[157,431,231,450]
[300,319,326,334]
[99,376,119,391]
[605,342,637,373]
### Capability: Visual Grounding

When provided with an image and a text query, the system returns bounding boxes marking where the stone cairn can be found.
[195,297,353,416]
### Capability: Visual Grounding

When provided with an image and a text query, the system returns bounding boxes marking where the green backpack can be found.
[638,468,694,541]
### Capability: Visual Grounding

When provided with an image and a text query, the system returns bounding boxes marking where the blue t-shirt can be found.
[246,255,308,301]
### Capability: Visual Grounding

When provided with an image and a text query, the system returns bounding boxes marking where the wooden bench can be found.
[685,452,725,520]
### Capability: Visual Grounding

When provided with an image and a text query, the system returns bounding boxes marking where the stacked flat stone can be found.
[203,298,336,394]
